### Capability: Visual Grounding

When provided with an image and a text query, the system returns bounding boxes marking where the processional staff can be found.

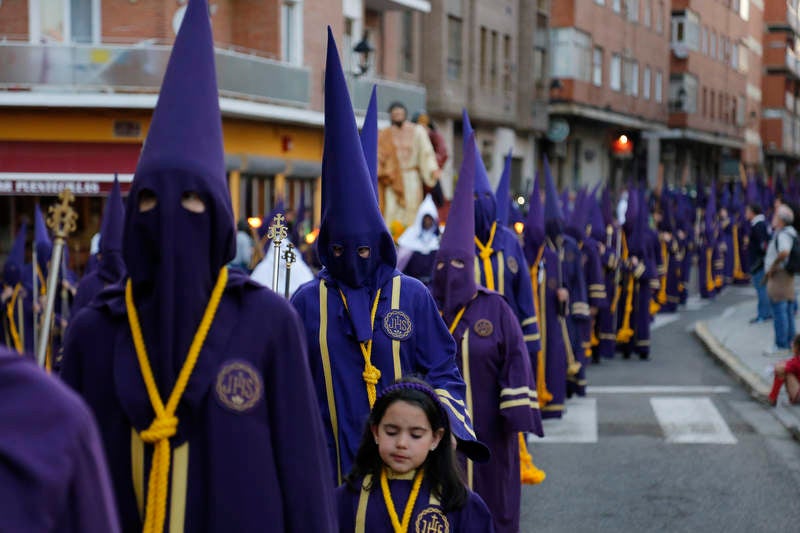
[282,243,296,299]
[267,213,288,294]
[36,190,78,369]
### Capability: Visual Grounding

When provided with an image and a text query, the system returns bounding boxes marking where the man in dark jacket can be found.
[747,202,771,323]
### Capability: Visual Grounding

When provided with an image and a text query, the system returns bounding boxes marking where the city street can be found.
[521,287,800,532]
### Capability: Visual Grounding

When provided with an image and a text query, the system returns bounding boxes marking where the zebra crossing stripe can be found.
[650,397,737,444]
[538,398,598,443]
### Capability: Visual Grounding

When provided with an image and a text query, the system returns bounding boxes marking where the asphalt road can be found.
[520,286,800,532]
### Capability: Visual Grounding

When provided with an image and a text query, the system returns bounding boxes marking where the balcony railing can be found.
[786,47,800,79]
[790,4,799,33]
[0,41,311,107]
[345,73,426,115]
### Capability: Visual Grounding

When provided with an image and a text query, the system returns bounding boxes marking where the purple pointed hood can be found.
[318,29,396,344]
[629,189,648,256]
[659,190,674,233]
[97,176,126,284]
[543,154,564,240]
[33,206,51,274]
[705,182,717,242]
[494,150,512,227]
[359,85,379,199]
[123,0,235,393]
[523,173,545,266]
[601,186,614,227]
[746,175,760,206]
[565,187,587,241]
[560,188,572,222]
[431,132,478,322]
[2,222,27,287]
[588,191,606,242]
[463,109,497,241]
[623,186,639,238]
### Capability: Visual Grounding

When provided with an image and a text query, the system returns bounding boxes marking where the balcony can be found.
[345,73,426,115]
[787,47,800,79]
[0,41,311,107]
[364,0,431,12]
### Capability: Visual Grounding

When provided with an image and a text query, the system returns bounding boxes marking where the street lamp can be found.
[353,32,374,77]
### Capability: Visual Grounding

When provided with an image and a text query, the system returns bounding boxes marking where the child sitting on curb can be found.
[769,334,800,406]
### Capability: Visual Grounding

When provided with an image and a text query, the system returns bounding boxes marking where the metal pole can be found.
[37,239,63,367]
[35,190,77,368]
[283,243,296,299]
[266,213,288,294]
[31,246,38,354]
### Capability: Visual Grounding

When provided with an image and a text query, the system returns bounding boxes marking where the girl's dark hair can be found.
[343,376,468,512]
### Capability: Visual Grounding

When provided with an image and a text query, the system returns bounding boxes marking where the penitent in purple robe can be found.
[0,347,120,532]
[451,290,543,532]
[336,473,495,533]
[61,272,337,532]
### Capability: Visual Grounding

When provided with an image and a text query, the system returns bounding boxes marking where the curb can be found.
[694,321,800,441]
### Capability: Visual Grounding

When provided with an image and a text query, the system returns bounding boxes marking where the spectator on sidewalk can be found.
[765,204,797,353]
[768,334,800,405]
[746,203,771,323]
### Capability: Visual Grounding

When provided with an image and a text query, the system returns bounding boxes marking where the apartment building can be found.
[656,0,749,186]
[421,0,551,201]
[0,0,429,267]
[742,0,764,170]
[548,0,670,190]
[761,0,800,178]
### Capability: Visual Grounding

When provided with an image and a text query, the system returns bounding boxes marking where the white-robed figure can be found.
[251,236,316,297]
[396,194,440,284]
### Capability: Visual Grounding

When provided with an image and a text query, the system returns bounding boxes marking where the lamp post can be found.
[353,32,374,77]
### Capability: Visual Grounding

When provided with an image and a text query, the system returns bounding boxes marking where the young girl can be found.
[337,377,495,532]
[769,334,800,406]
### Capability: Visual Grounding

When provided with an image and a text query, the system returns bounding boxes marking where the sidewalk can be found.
[694,293,800,441]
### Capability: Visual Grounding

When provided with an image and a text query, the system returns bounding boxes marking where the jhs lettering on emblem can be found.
[215,361,263,413]
[414,508,449,533]
[383,310,413,340]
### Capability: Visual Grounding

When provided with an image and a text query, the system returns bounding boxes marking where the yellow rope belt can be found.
[381,467,424,533]
[125,267,228,533]
[616,274,635,344]
[475,222,498,290]
[705,248,715,293]
[447,306,466,335]
[339,289,382,408]
[529,246,552,406]
[6,283,22,353]
[657,241,668,305]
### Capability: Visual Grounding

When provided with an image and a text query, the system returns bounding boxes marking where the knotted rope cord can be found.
[474,222,498,290]
[6,283,22,353]
[338,288,382,408]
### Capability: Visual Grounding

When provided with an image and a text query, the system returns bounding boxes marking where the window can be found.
[655,70,663,102]
[503,34,512,92]
[668,73,698,112]
[402,11,414,73]
[701,26,708,54]
[710,90,715,118]
[490,30,499,90]
[718,92,724,120]
[624,59,639,96]
[671,10,700,51]
[550,28,592,82]
[709,30,716,58]
[593,47,603,86]
[627,0,638,22]
[644,1,652,27]
[737,95,746,125]
[281,0,304,66]
[595,0,604,4]
[643,66,651,100]
[29,0,100,43]
[613,0,621,13]
[731,42,739,69]
[480,26,488,87]
[655,1,663,32]
[610,53,622,90]
[718,34,724,61]
[447,15,463,80]
[702,86,707,116]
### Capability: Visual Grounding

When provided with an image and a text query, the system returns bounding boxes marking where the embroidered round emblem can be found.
[506,255,519,274]
[415,507,450,533]
[383,310,413,340]
[474,319,494,337]
[215,361,263,413]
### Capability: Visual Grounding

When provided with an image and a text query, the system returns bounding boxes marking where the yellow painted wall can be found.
[0,109,323,161]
